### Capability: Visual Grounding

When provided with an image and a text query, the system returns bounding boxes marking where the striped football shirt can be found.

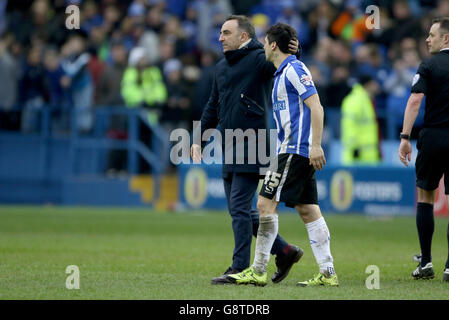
[272,55,317,157]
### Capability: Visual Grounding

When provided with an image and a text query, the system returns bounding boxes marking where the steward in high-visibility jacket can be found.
[341,78,380,164]
[121,48,167,124]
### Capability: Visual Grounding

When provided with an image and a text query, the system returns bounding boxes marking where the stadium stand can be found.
[0,0,448,215]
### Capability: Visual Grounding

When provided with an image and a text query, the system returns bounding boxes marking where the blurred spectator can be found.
[277,0,310,48]
[42,46,71,133]
[102,4,122,36]
[166,0,188,18]
[9,0,67,48]
[329,39,353,69]
[42,47,66,108]
[192,50,218,121]
[0,33,19,131]
[326,65,352,108]
[87,49,106,103]
[0,0,6,35]
[19,45,49,133]
[384,50,420,98]
[148,0,168,13]
[145,3,166,33]
[161,15,189,56]
[354,43,390,110]
[197,0,233,53]
[297,0,322,14]
[330,0,371,43]
[230,0,259,15]
[160,58,191,132]
[88,23,109,61]
[0,34,18,112]
[137,21,160,65]
[307,0,337,50]
[157,37,177,74]
[308,64,329,107]
[391,0,421,42]
[325,39,353,107]
[81,0,104,34]
[97,41,129,176]
[435,0,449,16]
[60,34,94,133]
[341,74,381,165]
[97,41,127,106]
[181,2,200,53]
[121,46,167,173]
[384,48,424,138]
[121,46,167,125]
[305,37,332,83]
[252,13,270,44]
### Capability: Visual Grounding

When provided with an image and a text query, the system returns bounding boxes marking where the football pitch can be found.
[0,206,448,300]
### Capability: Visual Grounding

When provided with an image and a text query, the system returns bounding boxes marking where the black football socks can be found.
[416,202,434,267]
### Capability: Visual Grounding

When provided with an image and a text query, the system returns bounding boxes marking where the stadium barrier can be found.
[178,163,416,216]
[0,106,169,206]
[178,162,448,217]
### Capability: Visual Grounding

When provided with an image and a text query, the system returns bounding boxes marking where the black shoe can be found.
[412,262,435,280]
[211,267,240,285]
[443,269,449,282]
[272,245,304,283]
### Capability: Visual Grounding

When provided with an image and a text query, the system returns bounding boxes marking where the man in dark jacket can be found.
[191,15,303,284]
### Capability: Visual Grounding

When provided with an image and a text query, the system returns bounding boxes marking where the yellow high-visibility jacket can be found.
[121,66,167,124]
[341,84,380,164]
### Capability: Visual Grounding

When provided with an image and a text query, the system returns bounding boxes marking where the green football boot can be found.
[296,272,339,287]
[226,266,268,287]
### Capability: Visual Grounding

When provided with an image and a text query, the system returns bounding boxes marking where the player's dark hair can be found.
[266,23,298,54]
[432,17,449,35]
[225,15,256,39]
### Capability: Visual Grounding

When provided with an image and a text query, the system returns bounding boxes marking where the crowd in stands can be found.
[0,0,448,159]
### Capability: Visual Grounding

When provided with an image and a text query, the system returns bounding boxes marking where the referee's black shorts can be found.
[259,153,318,208]
[416,128,449,194]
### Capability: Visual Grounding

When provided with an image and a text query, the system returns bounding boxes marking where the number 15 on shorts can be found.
[264,171,281,193]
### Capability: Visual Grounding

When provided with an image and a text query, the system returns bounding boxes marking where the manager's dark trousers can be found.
[223,171,289,271]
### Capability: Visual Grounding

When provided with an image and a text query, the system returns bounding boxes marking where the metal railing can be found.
[0,105,170,205]
[69,106,169,176]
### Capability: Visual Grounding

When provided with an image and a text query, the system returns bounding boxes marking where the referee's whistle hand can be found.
[398,140,412,167]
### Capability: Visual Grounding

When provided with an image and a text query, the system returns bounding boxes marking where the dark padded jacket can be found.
[199,38,285,173]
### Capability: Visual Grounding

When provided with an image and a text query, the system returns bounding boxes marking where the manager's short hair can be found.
[266,23,297,54]
[225,15,256,39]
[432,17,449,34]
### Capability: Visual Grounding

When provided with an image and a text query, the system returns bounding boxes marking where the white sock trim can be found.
[305,217,325,231]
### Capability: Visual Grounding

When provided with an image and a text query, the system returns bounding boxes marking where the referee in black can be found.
[398,17,449,282]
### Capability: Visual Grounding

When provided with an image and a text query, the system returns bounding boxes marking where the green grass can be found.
[0,205,448,299]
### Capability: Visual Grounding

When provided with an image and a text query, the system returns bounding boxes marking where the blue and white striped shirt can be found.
[272,55,317,157]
